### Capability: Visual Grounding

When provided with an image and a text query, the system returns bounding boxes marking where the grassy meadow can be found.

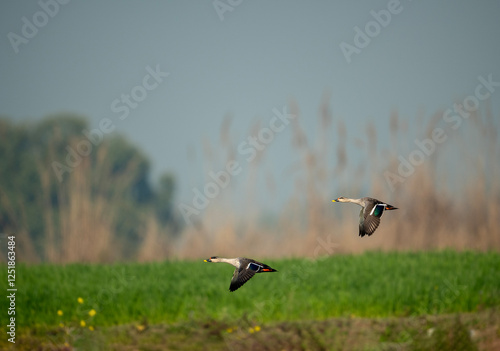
[1,251,499,349]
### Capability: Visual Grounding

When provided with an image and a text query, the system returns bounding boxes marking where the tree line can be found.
[0,114,179,262]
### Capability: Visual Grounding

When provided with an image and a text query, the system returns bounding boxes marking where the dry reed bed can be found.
[6,100,500,263]
[175,100,499,260]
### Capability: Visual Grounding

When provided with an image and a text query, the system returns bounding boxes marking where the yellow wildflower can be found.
[77,297,84,304]
[57,310,63,316]
[226,328,233,333]
[254,326,261,332]
[88,326,94,331]
[59,323,64,328]
[249,327,255,334]
[88,309,96,317]
[80,320,86,327]
[136,325,146,332]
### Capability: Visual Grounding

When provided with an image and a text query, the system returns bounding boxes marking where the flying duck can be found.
[204,256,277,292]
[332,197,398,237]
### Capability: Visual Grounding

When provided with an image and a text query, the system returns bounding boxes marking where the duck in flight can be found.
[332,197,398,237]
[204,256,278,292]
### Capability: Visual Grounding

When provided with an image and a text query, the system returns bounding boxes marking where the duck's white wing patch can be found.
[247,262,262,271]
[369,203,386,216]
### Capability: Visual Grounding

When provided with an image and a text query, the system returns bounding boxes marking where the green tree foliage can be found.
[0,114,178,262]
[0,118,42,240]
[156,173,176,226]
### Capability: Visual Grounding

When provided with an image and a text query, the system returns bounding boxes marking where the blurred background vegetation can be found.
[1,99,499,264]
[0,114,179,263]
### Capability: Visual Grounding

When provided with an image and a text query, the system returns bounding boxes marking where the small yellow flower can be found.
[80,320,86,327]
[249,327,255,334]
[254,326,261,332]
[88,326,94,331]
[88,309,96,317]
[77,297,84,304]
[57,310,63,316]
[226,328,233,333]
[136,325,145,332]
[64,342,70,347]
[59,323,64,328]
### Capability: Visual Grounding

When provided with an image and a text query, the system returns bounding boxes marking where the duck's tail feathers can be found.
[261,265,278,273]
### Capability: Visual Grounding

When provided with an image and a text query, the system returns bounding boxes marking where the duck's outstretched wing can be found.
[228,259,278,292]
[229,265,256,292]
[359,202,385,237]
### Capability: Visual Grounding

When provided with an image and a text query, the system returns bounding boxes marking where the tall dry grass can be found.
[5,98,498,263]
[4,134,173,264]
[175,98,500,259]
[36,139,119,263]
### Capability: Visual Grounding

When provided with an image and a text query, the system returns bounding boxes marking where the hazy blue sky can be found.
[1,1,500,215]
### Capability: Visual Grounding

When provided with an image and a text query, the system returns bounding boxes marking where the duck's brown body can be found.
[332,197,398,237]
[204,256,277,292]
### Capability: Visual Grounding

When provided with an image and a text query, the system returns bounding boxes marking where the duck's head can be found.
[332,196,347,203]
[204,256,219,263]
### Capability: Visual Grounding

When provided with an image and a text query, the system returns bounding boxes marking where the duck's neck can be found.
[345,198,365,207]
[214,257,240,268]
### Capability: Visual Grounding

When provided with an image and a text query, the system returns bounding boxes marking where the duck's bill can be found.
[204,259,211,262]
[332,199,338,202]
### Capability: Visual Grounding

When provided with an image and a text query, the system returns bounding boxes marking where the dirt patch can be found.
[3,309,498,350]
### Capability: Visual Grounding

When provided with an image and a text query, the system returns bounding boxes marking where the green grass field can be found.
[1,251,500,350]
[6,251,500,326]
